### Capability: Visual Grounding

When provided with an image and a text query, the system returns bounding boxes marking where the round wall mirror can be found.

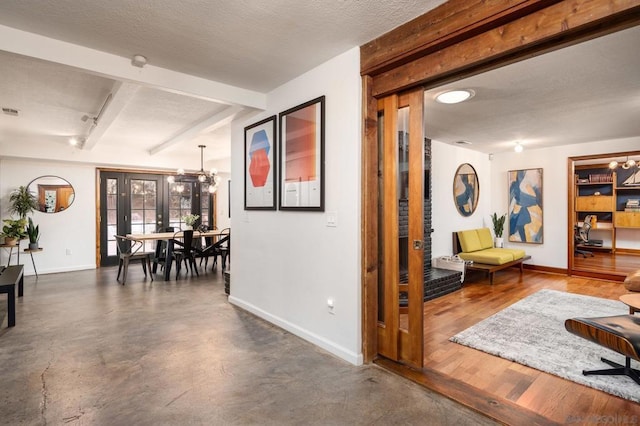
[27,175,75,213]
[453,163,479,216]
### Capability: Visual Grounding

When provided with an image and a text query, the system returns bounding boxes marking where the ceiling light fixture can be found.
[167,145,221,194]
[131,54,147,68]
[435,89,475,104]
[609,157,638,170]
[69,136,85,147]
[514,142,523,153]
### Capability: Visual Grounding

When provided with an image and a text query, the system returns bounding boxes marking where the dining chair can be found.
[171,229,199,278]
[218,228,230,270]
[114,235,154,285]
[196,232,228,271]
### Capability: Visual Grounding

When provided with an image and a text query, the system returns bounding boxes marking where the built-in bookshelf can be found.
[575,164,640,253]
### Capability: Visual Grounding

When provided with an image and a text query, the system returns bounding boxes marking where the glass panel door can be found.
[376,88,424,368]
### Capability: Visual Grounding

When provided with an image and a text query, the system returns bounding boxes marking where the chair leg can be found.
[122,258,129,285]
[117,259,123,281]
[147,256,154,282]
[141,258,148,277]
[583,357,640,385]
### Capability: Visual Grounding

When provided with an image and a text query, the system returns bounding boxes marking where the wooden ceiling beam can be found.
[360,0,560,76]
[368,0,640,97]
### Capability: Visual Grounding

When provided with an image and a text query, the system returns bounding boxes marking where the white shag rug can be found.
[450,289,640,402]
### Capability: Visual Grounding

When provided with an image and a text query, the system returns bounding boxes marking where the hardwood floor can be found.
[574,251,640,276]
[387,269,639,425]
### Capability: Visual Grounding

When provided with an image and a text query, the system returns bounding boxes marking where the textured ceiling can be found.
[0,0,446,92]
[0,1,638,170]
[0,0,447,169]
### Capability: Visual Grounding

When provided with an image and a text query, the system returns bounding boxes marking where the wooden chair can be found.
[115,235,154,285]
[218,228,230,270]
[565,315,640,385]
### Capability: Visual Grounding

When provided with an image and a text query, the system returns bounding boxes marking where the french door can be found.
[99,171,215,266]
[376,88,424,368]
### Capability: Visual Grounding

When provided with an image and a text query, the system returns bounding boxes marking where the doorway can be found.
[98,170,215,266]
[568,151,640,279]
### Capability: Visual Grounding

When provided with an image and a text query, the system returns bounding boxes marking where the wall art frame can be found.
[508,168,543,244]
[279,96,325,211]
[244,115,277,210]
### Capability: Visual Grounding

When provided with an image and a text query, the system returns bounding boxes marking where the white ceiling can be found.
[0,1,638,170]
[0,0,447,171]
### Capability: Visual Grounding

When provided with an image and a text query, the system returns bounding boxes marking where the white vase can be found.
[495,237,504,248]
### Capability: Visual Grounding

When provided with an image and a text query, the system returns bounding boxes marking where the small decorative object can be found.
[182,214,199,230]
[1,218,28,246]
[279,96,325,211]
[491,212,506,248]
[27,217,40,250]
[245,115,277,210]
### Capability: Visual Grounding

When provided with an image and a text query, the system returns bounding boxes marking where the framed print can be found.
[279,96,325,211]
[244,115,277,210]
[508,168,543,243]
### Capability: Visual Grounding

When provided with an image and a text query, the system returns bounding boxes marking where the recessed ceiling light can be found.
[454,140,472,145]
[435,89,475,104]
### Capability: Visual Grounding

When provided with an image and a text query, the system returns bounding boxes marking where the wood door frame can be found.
[361,0,640,363]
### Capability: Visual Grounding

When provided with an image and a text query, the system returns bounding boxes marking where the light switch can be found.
[326,211,337,227]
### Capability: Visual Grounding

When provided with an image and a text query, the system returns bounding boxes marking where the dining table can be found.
[126,229,227,281]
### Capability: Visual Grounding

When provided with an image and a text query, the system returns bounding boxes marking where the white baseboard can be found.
[23,264,96,276]
[229,295,363,366]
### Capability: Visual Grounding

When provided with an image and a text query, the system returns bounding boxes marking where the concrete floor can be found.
[0,266,496,425]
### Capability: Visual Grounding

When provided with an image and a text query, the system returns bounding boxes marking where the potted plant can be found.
[9,185,39,219]
[491,212,506,248]
[27,217,40,250]
[2,218,28,246]
[182,214,200,230]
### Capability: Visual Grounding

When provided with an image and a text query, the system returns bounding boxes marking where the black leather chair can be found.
[574,215,600,258]
[565,315,640,385]
[115,235,154,285]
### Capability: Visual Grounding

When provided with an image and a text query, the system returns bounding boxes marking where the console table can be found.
[0,265,24,327]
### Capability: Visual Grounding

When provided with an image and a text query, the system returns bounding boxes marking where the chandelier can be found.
[168,145,221,193]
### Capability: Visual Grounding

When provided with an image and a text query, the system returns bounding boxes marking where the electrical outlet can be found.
[66,249,72,255]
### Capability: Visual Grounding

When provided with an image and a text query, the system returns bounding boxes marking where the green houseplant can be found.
[2,218,28,246]
[491,212,507,248]
[9,185,39,219]
[27,217,40,250]
[182,214,200,230]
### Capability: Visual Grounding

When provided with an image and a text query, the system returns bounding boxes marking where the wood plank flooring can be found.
[387,269,640,424]
[574,252,640,276]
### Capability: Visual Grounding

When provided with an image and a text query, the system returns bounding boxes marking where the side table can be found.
[619,293,640,315]
[1,241,22,267]
[23,247,43,277]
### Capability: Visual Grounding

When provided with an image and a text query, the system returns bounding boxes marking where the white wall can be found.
[228,47,362,365]
[490,136,640,269]
[431,141,492,258]
[0,159,96,275]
